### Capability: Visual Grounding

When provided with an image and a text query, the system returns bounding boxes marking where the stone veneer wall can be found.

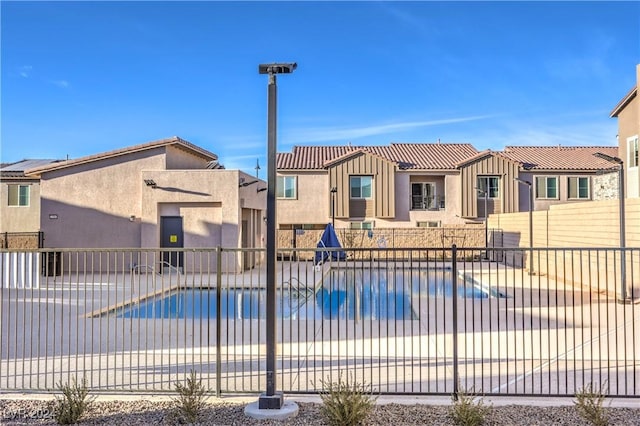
[593,171,619,200]
[0,233,42,249]
[276,224,490,260]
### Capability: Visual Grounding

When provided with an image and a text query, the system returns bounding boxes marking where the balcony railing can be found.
[411,195,445,211]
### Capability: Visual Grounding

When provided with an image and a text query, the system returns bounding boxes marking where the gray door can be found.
[160,216,183,270]
[242,220,250,270]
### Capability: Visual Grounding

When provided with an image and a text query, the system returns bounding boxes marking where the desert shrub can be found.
[317,372,378,426]
[53,376,94,425]
[173,370,209,424]
[574,382,609,426]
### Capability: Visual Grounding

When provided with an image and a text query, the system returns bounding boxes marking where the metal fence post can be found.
[452,244,459,398]
[216,246,222,398]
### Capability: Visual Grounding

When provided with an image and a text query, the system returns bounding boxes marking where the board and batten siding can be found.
[328,152,396,219]
[459,154,520,218]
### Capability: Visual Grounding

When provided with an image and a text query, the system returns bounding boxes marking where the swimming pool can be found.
[111,268,499,320]
[114,288,300,319]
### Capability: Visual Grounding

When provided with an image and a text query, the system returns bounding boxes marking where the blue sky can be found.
[2,1,638,174]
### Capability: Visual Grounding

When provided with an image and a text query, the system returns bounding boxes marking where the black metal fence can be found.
[1,246,638,397]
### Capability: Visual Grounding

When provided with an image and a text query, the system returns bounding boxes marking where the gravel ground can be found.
[1,398,640,425]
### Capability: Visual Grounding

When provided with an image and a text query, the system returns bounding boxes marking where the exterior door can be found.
[160,216,184,271]
[242,219,251,270]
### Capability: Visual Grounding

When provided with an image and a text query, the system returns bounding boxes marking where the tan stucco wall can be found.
[39,149,166,248]
[615,65,640,198]
[140,169,265,249]
[517,171,604,211]
[37,150,266,273]
[38,149,266,252]
[276,171,466,228]
[0,180,42,233]
[140,169,266,272]
[488,198,640,295]
[277,172,329,225]
[165,145,213,170]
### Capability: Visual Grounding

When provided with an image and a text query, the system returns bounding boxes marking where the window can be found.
[477,176,499,198]
[411,183,436,210]
[417,221,441,228]
[568,177,590,199]
[8,184,30,206]
[276,176,296,199]
[535,176,558,199]
[350,176,372,199]
[629,136,639,168]
[350,221,373,230]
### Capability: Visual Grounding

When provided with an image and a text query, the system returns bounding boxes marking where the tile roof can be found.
[25,137,218,176]
[455,149,522,168]
[277,143,479,170]
[500,146,620,171]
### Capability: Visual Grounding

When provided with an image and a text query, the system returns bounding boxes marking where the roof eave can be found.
[610,87,637,118]
[25,137,217,177]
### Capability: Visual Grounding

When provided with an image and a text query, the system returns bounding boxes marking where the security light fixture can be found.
[258,63,297,75]
[239,179,259,188]
[593,152,623,165]
[144,179,157,188]
[257,187,267,193]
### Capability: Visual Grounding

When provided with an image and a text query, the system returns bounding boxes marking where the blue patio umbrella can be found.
[314,223,346,265]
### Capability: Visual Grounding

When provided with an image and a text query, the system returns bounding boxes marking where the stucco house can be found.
[24,137,266,272]
[0,159,62,247]
[276,143,620,231]
[457,146,621,219]
[610,63,639,198]
[275,143,479,230]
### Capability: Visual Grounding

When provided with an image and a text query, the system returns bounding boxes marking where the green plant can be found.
[574,382,609,426]
[53,376,94,425]
[316,372,378,426]
[172,370,209,424]
[450,385,491,426]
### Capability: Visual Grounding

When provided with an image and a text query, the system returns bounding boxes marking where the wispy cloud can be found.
[51,80,70,88]
[375,2,439,39]
[286,115,495,144]
[19,65,33,78]
[471,117,618,151]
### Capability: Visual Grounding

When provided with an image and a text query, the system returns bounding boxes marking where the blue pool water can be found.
[113,268,497,320]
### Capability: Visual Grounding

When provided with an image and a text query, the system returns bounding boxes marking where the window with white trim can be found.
[477,176,499,198]
[568,177,590,199]
[276,176,297,199]
[8,184,30,206]
[629,136,639,168]
[535,176,558,199]
[350,176,372,199]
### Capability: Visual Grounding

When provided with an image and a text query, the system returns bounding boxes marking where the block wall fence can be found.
[488,198,640,295]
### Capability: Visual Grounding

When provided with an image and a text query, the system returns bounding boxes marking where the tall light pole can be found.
[330,187,337,227]
[593,152,628,303]
[258,62,296,409]
[515,177,533,275]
